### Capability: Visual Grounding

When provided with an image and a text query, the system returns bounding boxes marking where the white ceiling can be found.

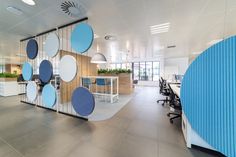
[0,0,236,64]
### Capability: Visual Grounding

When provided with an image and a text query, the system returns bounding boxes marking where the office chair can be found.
[82,78,92,90]
[157,77,170,106]
[167,84,182,123]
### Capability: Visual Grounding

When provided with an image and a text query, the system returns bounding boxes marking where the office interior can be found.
[0,0,235,156]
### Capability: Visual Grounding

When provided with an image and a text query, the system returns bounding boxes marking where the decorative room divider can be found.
[181,36,236,157]
[20,17,97,120]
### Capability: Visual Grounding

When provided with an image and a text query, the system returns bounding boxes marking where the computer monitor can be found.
[175,75,184,82]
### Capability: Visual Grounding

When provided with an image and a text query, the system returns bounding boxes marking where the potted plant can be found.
[0,73,18,82]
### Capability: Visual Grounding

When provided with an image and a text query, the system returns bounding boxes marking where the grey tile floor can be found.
[0,87,221,157]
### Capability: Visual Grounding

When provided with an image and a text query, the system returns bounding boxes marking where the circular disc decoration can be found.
[22,62,33,81]
[42,84,57,108]
[59,55,77,82]
[26,39,38,59]
[44,33,60,57]
[71,87,95,116]
[39,60,53,83]
[71,23,94,53]
[26,81,38,102]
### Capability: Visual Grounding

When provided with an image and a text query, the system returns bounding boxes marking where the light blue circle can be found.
[71,23,94,53]
[22,62,33,81]
[42,84,57,108]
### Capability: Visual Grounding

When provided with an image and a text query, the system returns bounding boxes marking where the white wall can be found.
[164,57,189,79]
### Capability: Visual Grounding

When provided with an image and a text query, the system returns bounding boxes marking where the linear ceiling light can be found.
[22,0,36,6]
[150,22,170,35]
[6,6,23,15]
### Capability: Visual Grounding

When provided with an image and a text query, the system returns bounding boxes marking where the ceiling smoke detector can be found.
[104,35,117,41]
[61,1,82,17]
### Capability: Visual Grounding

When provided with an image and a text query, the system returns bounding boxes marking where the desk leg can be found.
[117,78,119,100]
[111,78,113,103]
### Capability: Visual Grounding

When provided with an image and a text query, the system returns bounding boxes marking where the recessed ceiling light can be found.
[22,0,35,6]
[6,6,23,15]
[150,22,170,35]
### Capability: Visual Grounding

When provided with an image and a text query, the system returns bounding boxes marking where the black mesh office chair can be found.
[167,84,182,123]
[157,77,170,106]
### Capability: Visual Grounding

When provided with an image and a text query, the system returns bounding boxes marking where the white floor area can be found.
[21,92,134,122]
[88,94,133,121]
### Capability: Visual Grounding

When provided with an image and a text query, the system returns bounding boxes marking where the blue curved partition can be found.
[181,36,236,157]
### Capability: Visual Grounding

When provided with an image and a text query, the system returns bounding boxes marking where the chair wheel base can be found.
[167,113,170,117]
[170,119,173,124]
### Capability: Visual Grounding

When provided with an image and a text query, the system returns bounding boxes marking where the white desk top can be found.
[169,84,181,97]
[81,76,119,79]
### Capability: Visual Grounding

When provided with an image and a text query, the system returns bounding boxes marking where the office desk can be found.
[170,83,215,150]
[169,83,181,97]
[81,76,119,103]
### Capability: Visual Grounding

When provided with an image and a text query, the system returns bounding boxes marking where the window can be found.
[122,63,126,69]
[139,62,146,80]
[133,62,139,80]
[110,61,160,81]
[110,64,116,69]
[146,62,153,81]
[153,62,160,81]
[116,63,122,69]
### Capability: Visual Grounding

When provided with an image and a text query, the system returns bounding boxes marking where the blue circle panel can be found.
[71,87,95,116]
[22,62,33,81]
[42,84,57,108]
[26,39,38,59]
[39,60,53,83]
[71,23,94,53]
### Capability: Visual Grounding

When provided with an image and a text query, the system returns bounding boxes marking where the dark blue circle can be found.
[39,60,53,83]
[26,39,38,59]
[71,87,95,116]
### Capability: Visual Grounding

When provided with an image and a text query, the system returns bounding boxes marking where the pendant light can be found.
[91,53,107,64]
[91,43,107,64]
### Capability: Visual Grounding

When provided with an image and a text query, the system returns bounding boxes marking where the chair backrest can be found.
[168,83,182,110]
[83,78,91,85]
[96,78,106,86]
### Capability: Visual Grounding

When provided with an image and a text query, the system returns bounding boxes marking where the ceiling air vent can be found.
[61,1,84,17]
[167,45,176,49]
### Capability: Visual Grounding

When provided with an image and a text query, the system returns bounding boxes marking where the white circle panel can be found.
[26,81,38,102]
[59,55,77,82]
[44,33,60,57]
